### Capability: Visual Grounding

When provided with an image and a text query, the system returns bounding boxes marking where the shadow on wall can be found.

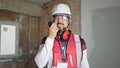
[89,7,120,68]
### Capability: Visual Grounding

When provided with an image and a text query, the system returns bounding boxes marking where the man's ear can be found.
[67,18,71,28]
[68,18,71,24]
[70,19,71,24]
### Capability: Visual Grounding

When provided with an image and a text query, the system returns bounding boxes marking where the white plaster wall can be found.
[81,0,120,68]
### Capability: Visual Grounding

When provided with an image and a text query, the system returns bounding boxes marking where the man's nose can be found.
[58,17,63,23]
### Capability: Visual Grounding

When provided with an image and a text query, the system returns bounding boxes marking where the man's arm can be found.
[81,49,90,68]
[35,37,54,68]
[80,38,90,68]
[35,22,58,68]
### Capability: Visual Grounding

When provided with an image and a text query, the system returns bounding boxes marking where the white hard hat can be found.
[52,3,71,15]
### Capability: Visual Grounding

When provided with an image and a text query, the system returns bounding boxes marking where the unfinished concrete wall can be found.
[0,0,42,16]
[0,0,41,68]
[0,12,39,68]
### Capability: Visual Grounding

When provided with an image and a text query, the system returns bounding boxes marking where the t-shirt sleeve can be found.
[80,37,87,50]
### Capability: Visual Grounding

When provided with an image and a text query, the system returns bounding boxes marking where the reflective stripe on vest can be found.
[74,34,81,68]
[47,34,82,68]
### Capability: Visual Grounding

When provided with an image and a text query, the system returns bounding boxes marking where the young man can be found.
[35,3,89,68]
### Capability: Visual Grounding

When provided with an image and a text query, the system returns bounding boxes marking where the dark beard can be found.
[57,27,67,35]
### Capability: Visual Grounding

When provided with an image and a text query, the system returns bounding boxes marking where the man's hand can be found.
[48,22,58,39]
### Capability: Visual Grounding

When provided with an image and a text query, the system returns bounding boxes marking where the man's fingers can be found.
[50,23,56,29]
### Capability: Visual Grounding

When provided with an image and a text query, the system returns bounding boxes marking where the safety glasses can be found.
[52,15,71,20]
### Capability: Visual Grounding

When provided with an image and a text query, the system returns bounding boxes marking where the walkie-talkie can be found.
[48,21,52,27]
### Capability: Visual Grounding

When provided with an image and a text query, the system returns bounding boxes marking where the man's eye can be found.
[62,16,67,19]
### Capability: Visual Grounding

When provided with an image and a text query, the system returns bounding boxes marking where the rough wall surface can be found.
[0,0,42,16]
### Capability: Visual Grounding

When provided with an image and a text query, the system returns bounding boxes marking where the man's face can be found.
[53,14,70,30]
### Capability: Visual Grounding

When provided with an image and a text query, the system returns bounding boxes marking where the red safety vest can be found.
[52,34,82,68]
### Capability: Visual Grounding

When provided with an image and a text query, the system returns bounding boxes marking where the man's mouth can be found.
[57,23,64,25]
[57,23,64,28]
[57,23,64,27]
